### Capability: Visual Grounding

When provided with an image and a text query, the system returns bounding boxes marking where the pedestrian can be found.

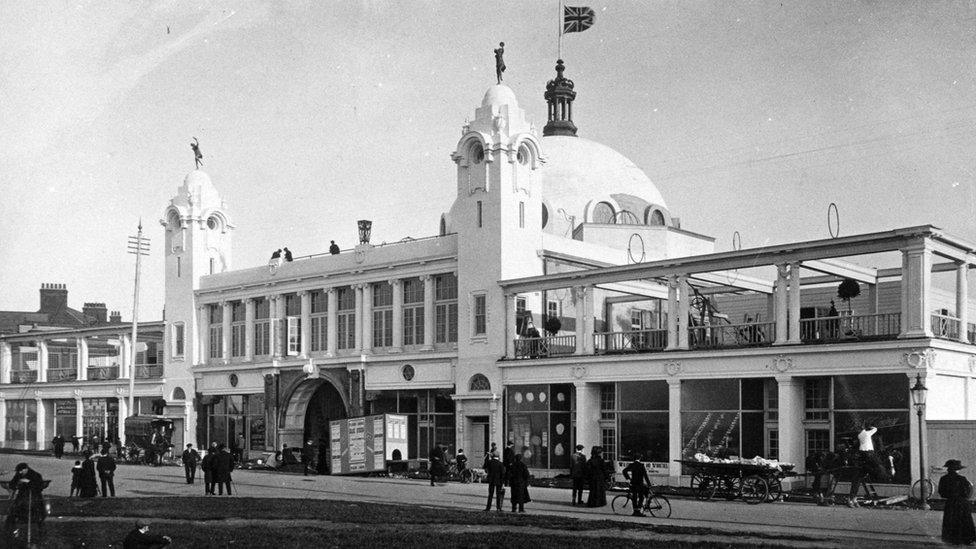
[79,450,99,498]
[283,247,293,261]
[329,240,340,255]
[213,443,235,495]
[4,463,46,536]
[483,442,498,469]
[70,435,80,454]
[69,460,82,497]
[201,447,215,495]
[503,440,515,483]
[429,443,446,486]
[301,439,316,476]
[570,444,587,505]
[586,446,608,507]
[509,454,531,513]
[96,448,117,497]
[455,448,468,481]
[622,454,650,516]
[849,422,881,507]
[182,443,200,484]
[52,433,65,459]
[122,519,172,549]
[484,451,506,512]
[939,459,976,545]
[317,437,330,474]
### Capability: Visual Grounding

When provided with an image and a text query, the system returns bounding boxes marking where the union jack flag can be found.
[563,6,595,34]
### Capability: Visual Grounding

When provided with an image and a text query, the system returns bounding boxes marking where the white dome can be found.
[182,170,221,207]
[481,85,519,109]
[540,136,668,226]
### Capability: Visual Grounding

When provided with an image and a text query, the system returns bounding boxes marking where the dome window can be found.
[470,143,485,164]
[207,216,219,230]
[613,210,640,225]
[592,202,615,224]
[646,209,666,226]
[517,145,531,166]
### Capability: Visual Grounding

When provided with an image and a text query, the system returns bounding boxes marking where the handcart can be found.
[678,459,794,505]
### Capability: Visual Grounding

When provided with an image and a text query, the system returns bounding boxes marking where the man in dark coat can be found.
[509,454,531,513]
[52,434,65,459]
[213,444,235,495]
[570,444,587,505]
[502,441,515,484]
[181,444,200,484]
[70,435,80,453]
[122,519,172,549]
[301,439,316,476]
[329,241,340,255]
[429,443,446,486]
[586,446,608,507]
[96,450,117,497]
[79,451,99,498]
[484,452,506,511]
[622,455,650,516]
[939,459,976,545]
[4,463,46,535]
[201,447,215,495]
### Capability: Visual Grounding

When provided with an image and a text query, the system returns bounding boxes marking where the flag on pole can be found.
[563,6,595,34]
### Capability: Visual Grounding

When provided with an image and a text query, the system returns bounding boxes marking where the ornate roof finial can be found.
[543,59,578,137]
[494,42,506,85]
[191,137,203,169]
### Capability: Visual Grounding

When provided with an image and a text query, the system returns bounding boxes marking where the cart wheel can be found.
[611,494,632,515]
[696,478,717,501]
[766,478,784,502]
[689,473,703,492]
[740,475,769,505]
[721,477,740,501]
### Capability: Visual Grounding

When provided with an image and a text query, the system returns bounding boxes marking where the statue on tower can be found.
[190,137,203,169]
[494,42,506,84]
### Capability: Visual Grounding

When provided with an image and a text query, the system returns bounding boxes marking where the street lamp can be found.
[909,374,929,510]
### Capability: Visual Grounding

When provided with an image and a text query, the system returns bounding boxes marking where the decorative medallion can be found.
[570,365,587,379]
[665,361,682,376]
[402,364,415,381]
[769,355,793,373]
[903,349,935,370]
[302,362,319,379]
[268,258,280,275]
[229,373,239,387]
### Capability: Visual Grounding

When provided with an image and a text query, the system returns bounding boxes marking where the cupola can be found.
[543,59,578,137]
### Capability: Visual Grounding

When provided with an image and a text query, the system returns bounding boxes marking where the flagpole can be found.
[558,0,563,60]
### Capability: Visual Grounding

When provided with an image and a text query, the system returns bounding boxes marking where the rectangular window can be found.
[518,201,525,228]
[310,291,328,352]
[474,294,487,336]
[177,256,181,278]
[600,383,616,420]
[172,323,185,357]
[434,274,458,344]
[402,278,424,346]
[337,287,356,350]
[209,257,215,275]
[209,304,223,360]
[254,298,270,356]
[230,301,246,357]
[477,201,483,228]
[373,283,393,348]
[804,378,830,421]
[287,316,300,356]
[767,429,779,460]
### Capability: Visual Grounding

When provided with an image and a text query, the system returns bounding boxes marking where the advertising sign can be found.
[330,414,409,475]
[614,460,671,477]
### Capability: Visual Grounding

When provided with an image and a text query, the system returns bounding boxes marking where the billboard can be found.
[330,414,409,475]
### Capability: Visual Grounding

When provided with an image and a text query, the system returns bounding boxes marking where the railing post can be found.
[37,340,48,383]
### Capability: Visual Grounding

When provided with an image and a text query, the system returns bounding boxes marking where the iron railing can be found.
[47,368,78,382]
[87,366,120,380]
[688,321,775,350]
[9,370,38,384]
[513,335,576,359]
[594,329,668,354]
[931,313,961,340]
[800,313,901,342]
[135,364,164,379]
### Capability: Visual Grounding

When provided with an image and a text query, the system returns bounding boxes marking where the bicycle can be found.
[445,462,473,483]
[909,478,934,508]
[611,486,672,518]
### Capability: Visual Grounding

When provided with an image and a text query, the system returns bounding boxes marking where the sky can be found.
[2,1,976,318]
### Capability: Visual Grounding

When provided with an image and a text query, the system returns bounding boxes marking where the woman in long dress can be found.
[509,454,531,513]
[939,459,976,545]
[78,451,99,498]
[586,446,608,507]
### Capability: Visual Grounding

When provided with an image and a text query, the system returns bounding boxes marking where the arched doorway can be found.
[281,378,348,473]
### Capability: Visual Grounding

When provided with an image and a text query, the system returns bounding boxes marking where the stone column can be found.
[76,337,88,381]
[0,396,6,445]
[665,277,679,351]
[244,298,255,361]
[421,275,435,351]
[354,285,364,352]
[362,283,374,353]
[900,245,933,338]
[74,396,84,440]
[505,293,517,358]
[957,262,970,343]
[197,306,210,366]
[774,263,789,344]
[1,341,12,384]
[221,301,232,362]
[677,276,690,350]
[326,289,338,357]
[776,376,804,478]
[390,280,404,352]
[667,379,682,483]
[574,382,601,450]
[788,261,802,344]
[37,340,48,383]
[573,286,587,355]
[581,285,595,354]
[273,295,287,358]
[299,291,311,358]
[35,398,46,450]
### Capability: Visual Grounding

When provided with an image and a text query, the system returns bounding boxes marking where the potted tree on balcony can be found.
[837,278,861,336]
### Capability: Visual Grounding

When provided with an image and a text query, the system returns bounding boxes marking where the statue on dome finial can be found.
[190,137,203,169]
[494,42,506,84]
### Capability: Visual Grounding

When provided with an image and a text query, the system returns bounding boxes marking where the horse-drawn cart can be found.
[678,459,795,504]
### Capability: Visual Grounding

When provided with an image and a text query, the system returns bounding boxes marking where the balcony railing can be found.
[594,329,668,354]
[10,370,38,384]
[688,321,775,350]
[134,364,164,379]
[932,313,962,340]
[47,368,78,382]
[87,366,120,380]
[513,335,576,359]
[800,313,901,343]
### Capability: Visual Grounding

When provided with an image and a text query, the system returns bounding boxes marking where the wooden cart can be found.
[678,459,794,505]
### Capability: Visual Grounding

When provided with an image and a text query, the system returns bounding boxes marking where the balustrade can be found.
[10,370,38,383]
[513,335,576,359]
[87,366,120,380]
[594,329,667,354]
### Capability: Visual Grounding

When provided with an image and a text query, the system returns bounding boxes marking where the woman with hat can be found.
[939,459,975,545]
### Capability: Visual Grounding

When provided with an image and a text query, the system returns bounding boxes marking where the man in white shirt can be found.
[849,423,881,506]
[857,426,877,451]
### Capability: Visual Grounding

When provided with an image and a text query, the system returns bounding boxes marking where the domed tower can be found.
[160,169,234,442]
[446,82,544,449]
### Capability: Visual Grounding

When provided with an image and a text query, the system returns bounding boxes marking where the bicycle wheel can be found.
[740,476,769,505]
[611,494,632,515]
[647,495,672,518]
[910,478,934,502]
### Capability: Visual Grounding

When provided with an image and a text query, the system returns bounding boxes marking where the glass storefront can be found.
[367,389,455,459]
[52,399,77,439]
[82,398,119,444]
[618,380,669,462]
[505,384,574,469]
[201,394,266,461]
[680,378,766,461]
[5,400,37,445]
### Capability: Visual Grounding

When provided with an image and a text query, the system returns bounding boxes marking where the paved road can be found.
[1,452,943,546]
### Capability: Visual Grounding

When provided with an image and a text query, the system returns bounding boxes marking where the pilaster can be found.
[573,286,587,355]
[326,289,338,357]
[273,295,287,358]
[665,276,678,351]
[505,293,517,358]
[667,379,682,482]
[75,396,84,440]
[221,301,232,363]
[37,340,48,383]
[957,263,969,343]
[35,398,46,449]
[244,298,256,361]
[421,275,435,351]
[299,291,311,358]
[677,276,690,350]
[775,375,804,475]
[574,381,601,450]
[362,283,374,353]
[390,280,404,351]
[900,245,933,338]
[76,337,88,381]
[1,342,12,384]
[354,284,365,352]
[196,305,209,366]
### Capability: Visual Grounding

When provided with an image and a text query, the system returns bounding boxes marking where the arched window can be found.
[172,387,186,401]
[517,145,531,166]
[646,209,666,226]
[469,374,491,391]
[614,210,640,225]
[469,142,485,164]
[592,201,615,224]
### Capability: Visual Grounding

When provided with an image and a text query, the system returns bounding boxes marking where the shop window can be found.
[618,380,668,411]
[619,412,668,462]
[804,378,830,421]
[833,374,909,410]
[601,427,617,462]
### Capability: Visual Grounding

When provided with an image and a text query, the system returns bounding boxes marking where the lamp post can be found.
[909,374,929,510]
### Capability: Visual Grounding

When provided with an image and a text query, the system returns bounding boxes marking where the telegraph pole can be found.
[127,220,150,416]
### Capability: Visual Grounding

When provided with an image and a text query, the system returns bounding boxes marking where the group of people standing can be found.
[481,441,532,513]
[269,247,294,262]
[182,442,236,495]
[570,444,612,508]
[69,448,117,498]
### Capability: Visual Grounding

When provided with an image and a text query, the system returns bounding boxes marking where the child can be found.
[70,460,82,497]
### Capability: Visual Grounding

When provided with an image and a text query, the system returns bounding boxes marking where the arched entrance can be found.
[280,377,348,473]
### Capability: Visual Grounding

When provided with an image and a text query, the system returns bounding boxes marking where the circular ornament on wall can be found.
[402,364,415,381]
[229,373,239,387]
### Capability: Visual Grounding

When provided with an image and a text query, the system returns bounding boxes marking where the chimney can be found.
[83,302,108,324]
[39,283,68,314]
[109,311,122,324]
